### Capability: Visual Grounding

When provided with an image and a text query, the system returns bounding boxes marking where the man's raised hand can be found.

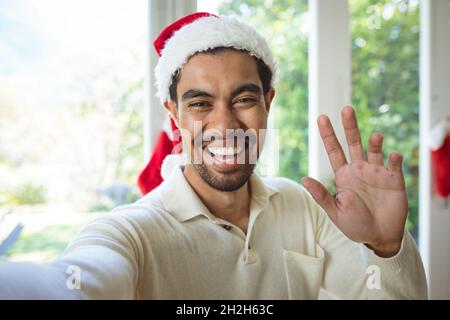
[301,106,407,257]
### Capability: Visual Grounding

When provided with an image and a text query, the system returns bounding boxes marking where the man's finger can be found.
[301,177,338,222]
[317,115,347,173]
[341,106,365,162]
[367,133,384,165]
[387,152,403,172]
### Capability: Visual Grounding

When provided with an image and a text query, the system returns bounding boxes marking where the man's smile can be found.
[199,138,250,172]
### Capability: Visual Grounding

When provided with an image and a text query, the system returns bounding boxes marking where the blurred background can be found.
[0,0,448,298]
[0,0,146,262]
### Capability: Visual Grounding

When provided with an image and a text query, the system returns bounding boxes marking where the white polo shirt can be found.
[0,165,427,299]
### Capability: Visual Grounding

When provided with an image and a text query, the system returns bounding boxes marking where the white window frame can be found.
[144,0,197,160]
[419,0,450,300]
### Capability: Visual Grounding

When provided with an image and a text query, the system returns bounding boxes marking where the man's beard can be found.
[192,162,256,192]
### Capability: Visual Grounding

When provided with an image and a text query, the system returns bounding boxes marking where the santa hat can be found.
[137,12,277,195]
[429,118,450,198]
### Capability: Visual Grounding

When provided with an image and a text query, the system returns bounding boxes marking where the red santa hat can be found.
[429,118,450,198]
[137,12,276,195]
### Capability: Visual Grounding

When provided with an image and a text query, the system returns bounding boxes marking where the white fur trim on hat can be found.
[161,154,189,180]
[155,15,277,104]
[429,119,450,151]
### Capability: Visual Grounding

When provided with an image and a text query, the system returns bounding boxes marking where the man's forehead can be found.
[177,50,261,89]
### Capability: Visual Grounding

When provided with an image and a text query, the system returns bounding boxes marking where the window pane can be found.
[350,0,420,239]
[0,0,146,262]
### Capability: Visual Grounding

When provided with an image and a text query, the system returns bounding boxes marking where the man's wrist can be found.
[365,241,402,258]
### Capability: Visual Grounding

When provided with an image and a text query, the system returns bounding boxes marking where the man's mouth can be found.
[201,140,249,171]
[207,145,244,159]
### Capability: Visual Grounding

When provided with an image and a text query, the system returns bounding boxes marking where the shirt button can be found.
[223,225,231,231]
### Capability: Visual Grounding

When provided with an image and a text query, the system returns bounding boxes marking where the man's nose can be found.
[207,102,242,136]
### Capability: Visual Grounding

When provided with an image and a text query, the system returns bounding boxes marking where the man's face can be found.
[167,49,275,192]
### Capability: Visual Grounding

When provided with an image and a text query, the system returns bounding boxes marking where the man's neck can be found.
[183,165,251,234]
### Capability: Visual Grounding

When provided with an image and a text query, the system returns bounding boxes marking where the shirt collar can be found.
[160,166,279,223]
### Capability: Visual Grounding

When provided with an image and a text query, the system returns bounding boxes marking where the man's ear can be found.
[163,100,179,127]
[264,87,276,113]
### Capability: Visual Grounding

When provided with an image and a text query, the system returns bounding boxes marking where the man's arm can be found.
[0,214,139,299]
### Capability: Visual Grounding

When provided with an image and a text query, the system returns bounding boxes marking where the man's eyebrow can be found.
[181,89,214,101]
[231,83,262,97]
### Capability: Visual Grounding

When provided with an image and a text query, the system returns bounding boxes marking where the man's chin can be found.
[193,163,255,192]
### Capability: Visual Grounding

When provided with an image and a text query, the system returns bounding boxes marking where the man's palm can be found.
[302,107,407,257]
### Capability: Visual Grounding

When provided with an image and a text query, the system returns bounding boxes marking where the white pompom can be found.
[429,119,450,151]
[161,154,188,180]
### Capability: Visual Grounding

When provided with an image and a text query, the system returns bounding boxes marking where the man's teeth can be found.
[207,146,243,157]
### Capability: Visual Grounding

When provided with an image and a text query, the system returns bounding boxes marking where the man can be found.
[0,12,427,299]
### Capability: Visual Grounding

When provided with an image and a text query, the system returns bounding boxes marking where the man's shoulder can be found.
[88,185,174,231]
[259,176,325,231]
[261,175,307,196]
[112,188,170,222]
[261,175,321,210]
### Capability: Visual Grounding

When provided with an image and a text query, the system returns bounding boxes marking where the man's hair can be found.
[168,47,272,102]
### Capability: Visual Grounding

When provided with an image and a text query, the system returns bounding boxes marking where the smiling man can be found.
[164,45,275,234]
[0,12,427,299]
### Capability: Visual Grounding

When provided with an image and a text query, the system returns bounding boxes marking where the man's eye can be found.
[235,98,257,105]
[189,102,210,108]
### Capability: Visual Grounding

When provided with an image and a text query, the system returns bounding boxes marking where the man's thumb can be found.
[301,177,338,222]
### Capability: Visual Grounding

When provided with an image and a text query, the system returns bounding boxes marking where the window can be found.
[0,0,146,262]
[350,0,420,238]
